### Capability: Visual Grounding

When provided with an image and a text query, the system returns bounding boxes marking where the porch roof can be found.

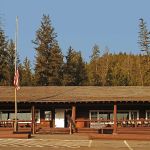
[0,86,150,103]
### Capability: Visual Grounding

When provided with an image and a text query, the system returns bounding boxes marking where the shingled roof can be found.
[0,86,150,103]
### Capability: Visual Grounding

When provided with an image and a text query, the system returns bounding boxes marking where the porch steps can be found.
[0,128,13,132]
[117,127,150,134]
[0,128,31,139]
[0,127,31,132]
[36,127,70,134]
[0,133,31,139]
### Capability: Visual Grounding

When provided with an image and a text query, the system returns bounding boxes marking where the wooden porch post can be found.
[72,105,76,124]
[71,104,76,134]
[113,101,117,134]
[52,108,55,128]
[31,105,35,134]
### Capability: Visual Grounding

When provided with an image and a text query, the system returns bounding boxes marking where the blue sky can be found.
[1,0,150,67]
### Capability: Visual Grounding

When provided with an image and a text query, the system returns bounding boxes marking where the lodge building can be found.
[0,86,150,134]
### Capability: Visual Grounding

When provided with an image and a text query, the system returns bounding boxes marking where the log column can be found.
[52,108,55,128]
[71,104,76,134]
[113,101,117,134]
[72,105,76,124]
[31,105,35,134]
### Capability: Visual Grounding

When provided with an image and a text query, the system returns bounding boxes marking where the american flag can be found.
[14,69,20,90]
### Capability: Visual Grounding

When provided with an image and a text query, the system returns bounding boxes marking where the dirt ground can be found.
[0,134,149,150]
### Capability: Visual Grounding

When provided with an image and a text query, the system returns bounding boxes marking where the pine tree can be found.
[33,14,63,85]
[7,39,20,86]
[138,18,150,55]
[20,57,32,86]
[63,47,75,85]
[89,44,102,85]
[0,26,8,85]
[63,47,87,85]
[6,39,15,85]
[100,47,109,86]
[75,51,88,85]
[138,18,150,85]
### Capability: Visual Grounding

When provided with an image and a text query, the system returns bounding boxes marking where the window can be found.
[90,110,113,120]
[99,112,107,120]
[130,111,138,120]
[146,111,150,119]
[0,112,8,120]
[0,110,40,123]
[90,110,113,128]
[45,111,52,121]
[90,110,139,120]
[117,111,138,120]
[99,112,113,120]
[117,112,129,120]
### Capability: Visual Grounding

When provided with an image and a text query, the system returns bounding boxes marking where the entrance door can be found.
[55,109,65,128]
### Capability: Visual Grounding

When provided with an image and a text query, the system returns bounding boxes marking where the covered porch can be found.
[0,86,150,134]
[0,101,150,134]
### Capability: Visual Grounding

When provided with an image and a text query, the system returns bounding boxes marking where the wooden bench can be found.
[98,127,113,134]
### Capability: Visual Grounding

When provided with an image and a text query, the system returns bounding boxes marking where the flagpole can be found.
[14,16,18,132]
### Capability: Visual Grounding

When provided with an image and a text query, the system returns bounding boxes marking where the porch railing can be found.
[117,119,150,127]
[0,120,32,128]
[1,118,150,129]
[75,119,150,128]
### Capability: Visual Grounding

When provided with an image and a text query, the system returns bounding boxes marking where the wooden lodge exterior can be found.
[0,86,150,134]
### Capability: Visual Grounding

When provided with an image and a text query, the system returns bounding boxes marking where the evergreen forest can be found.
[0,15,150,86]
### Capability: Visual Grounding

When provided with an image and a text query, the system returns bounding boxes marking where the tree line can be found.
[0,15,150,86]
